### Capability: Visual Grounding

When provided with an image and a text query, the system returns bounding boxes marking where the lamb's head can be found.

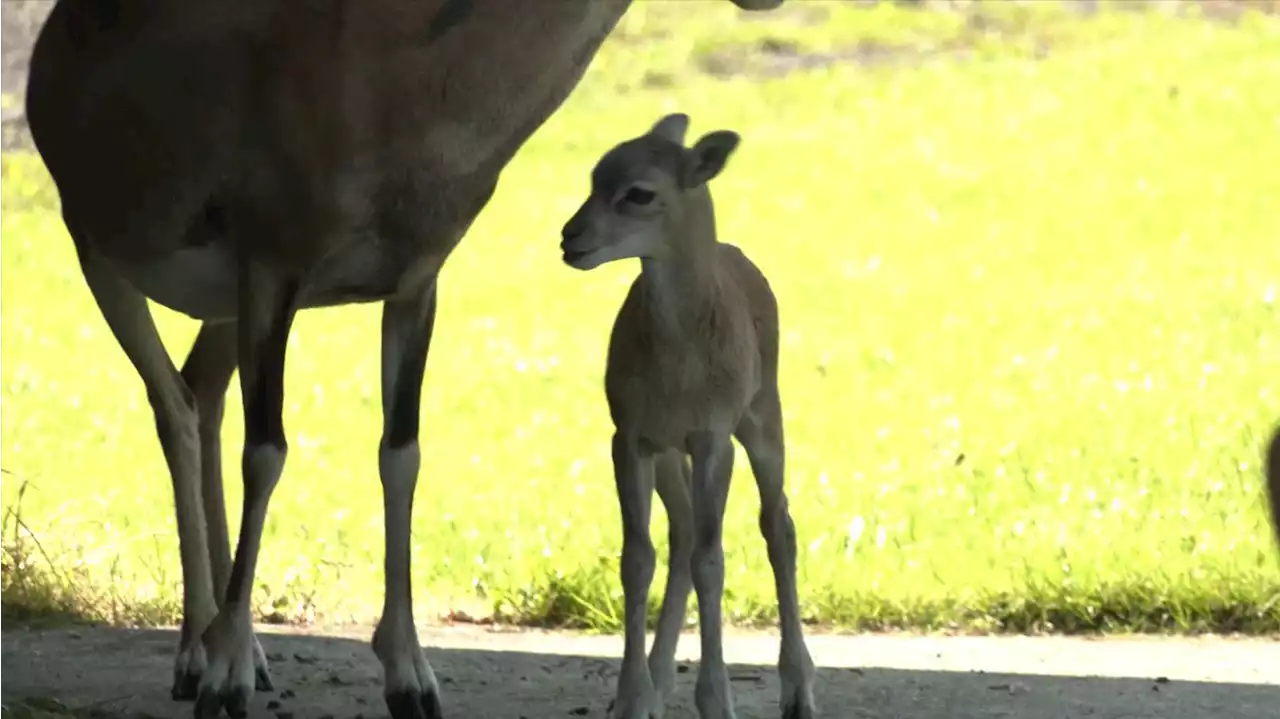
[560,112,740,271]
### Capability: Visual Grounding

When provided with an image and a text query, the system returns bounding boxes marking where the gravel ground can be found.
[3,624,1279,718]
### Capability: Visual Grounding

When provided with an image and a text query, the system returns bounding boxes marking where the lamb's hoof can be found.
[386,688,444,719]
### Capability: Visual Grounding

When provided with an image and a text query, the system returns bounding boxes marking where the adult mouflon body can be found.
[22,2,786,718]
[560,113,817,719]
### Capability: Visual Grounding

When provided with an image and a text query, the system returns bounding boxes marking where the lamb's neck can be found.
[640,195,720,342]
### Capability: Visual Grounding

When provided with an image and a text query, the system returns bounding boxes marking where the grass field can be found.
[3,1,1280,636]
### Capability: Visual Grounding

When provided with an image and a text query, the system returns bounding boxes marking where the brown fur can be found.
[27,0,636,282]
[606,241,778,449]
[560,116,781,446]
[560,113,815,719]
[22,3,787,718]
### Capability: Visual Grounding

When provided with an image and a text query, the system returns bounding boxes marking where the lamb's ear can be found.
[681,130,740,188]
[649,113,690,145]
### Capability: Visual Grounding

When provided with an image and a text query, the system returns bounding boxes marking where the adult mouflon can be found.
[23,2,786,718]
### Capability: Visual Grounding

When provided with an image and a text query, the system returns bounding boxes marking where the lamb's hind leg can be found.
[648,449,694,716]
[75,246,219,702]
[373,282,445,719]
[178,322,273,697]
[735,394,816,719]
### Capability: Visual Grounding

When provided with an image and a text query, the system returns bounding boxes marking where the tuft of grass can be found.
[2,477,178,628]
[2,477,89,626]
[3,1,1280,636]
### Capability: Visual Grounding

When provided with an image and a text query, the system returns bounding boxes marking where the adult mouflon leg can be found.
[609,433,659,719]
[372,281,445,719]
[736,395,816,719]
[76,244,221,703]
[195,259,299,719]
[179,323,238,604]
[179,321,274,696]
[687,430,737,719]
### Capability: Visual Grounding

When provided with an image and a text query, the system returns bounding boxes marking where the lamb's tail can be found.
[1266,423,1280,552]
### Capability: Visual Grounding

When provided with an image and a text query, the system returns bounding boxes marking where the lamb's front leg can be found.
[610,433,659,719]
[373,286,445,719]
[687,431,737,719]
[648,449,694,713]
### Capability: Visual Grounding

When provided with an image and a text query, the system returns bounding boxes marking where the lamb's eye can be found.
[623,187,656,206]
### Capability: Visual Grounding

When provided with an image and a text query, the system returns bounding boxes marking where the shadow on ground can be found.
[3,626,1278,719]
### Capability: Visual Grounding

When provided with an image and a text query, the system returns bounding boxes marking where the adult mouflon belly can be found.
[112,234,430,322]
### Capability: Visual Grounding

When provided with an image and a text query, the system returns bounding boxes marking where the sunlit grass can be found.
[3,1,1280,634]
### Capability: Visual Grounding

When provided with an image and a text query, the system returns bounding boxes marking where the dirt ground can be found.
[3,624,1278,719]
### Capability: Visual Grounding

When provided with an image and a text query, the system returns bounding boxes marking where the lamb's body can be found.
[560,113,816,719]
[606,243,775,449]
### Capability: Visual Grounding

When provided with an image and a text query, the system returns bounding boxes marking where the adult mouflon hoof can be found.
[174,630,273,702]
[782,698,817,719]
[385,688,444,719]
[171,639,207,701]
[250,634,275,692]
[192,612,261,719]
[373,616,444,719]
[608,696,661,719]
[194,683,250,719]
[779,667,817,719]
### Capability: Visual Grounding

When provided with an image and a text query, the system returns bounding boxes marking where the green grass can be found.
[3,1,1280,635]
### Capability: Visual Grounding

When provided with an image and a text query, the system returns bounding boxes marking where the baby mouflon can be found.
[559,112,816,719]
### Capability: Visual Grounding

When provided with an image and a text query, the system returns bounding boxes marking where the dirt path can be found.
[3,624,1278,718]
